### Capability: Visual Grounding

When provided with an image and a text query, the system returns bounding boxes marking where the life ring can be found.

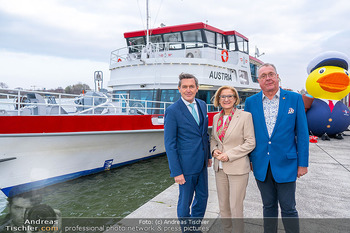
[221,50,229,62]
[117,58,122,62]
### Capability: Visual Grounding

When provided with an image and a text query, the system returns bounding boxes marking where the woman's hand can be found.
[217,153,229,162]
[212,149,222,158]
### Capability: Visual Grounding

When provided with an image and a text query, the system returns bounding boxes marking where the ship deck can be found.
[109,130,350,232]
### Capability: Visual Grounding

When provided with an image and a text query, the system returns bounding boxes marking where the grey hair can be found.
[258,63,277,74]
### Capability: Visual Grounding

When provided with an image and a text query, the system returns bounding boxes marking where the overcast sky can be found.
[0,0,349,91]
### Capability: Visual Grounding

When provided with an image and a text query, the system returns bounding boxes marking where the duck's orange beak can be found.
[317,72,350,93]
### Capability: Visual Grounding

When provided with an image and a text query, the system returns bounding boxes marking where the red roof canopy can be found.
[124,22,248,41]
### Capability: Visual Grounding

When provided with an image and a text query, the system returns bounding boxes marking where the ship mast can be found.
[146,0,150,45]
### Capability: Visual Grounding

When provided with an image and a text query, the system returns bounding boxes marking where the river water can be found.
[0,98,174,219]
[0,155,173,219]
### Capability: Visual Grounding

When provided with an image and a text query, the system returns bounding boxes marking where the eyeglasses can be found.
[259,72,277,80]
[219,95,235,100]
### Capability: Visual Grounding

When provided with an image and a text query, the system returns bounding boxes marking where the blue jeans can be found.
[256,164,299,233]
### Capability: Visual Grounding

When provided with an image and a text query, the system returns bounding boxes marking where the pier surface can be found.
[106,132,350,232]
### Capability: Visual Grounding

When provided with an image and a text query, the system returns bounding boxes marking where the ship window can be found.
[183,30,203,48]
[129,90,157,114]
[150,35,164,50]
[150,35,163,43]
[163,32,183,50]
[227,35,236,51]
[161,89,181,103]
[197,90,218,112]
[127,37,145,53]
[250,63,259,83]
[216,33,225,49]
[127,37,145,46]
[237,36,249,54]
[130,90,155,101]
[204,30,215,47]
[238,70,249,85]
[231,69,238,82]
[238,91,257,107]
[112,90,129,113]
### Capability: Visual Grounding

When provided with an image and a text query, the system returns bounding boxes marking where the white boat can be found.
[0,22,262,198]
[109,22,262,110]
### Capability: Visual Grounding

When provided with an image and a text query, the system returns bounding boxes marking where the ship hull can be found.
[0,113,215,197]
[0,115,165,197]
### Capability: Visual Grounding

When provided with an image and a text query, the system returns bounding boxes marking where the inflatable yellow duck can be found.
[305,51,350,139]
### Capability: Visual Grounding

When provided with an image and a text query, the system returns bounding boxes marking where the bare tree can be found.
[0,82,8,89]
[65,83,91,94]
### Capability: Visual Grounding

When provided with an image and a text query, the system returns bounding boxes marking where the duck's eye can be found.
[344,69,349,76]
[319,68,326,74]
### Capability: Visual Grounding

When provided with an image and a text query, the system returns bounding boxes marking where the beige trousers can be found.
[215,169,249,233]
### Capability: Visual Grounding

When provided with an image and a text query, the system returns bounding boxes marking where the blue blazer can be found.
[245,88,309,183]
[164,98,211,177]
[307,99,350,136]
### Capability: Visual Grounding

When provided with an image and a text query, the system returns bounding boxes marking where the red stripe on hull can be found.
[0,113,216,134]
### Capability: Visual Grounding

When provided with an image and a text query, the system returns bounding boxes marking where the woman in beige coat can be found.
[211,86,256,233]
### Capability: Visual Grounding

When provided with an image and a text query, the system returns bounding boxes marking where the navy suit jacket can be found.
[164,98,211,177]
[307,99,350,136]
[245,88,309,183]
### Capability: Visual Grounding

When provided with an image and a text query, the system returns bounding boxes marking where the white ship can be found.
[0,22,262,198]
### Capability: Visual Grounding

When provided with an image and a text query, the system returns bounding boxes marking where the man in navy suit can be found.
[245,63,309,233]
[164,73,212,232]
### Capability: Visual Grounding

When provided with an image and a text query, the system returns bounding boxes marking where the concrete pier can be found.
[106,132,350,232]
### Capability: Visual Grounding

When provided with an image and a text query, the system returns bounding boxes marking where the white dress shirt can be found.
[181,97,200,124]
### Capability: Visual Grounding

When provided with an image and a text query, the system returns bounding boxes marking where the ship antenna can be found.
[255,46,265,58]
[146,0,150,45]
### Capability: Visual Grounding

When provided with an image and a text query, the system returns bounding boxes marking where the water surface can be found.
[0,155,173,219]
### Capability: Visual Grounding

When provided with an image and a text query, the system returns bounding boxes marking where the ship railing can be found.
[0,88,177,116]
[110,42,238,65]
[0,89,76,116]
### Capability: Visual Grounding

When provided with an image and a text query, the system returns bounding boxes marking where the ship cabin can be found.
[109,22,263,113]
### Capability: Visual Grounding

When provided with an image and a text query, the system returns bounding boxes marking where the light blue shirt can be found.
[181,97,200,124]
[262,89,280,137]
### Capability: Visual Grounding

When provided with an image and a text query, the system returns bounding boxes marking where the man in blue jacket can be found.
[245,63,309,233]
[164,73,212,232]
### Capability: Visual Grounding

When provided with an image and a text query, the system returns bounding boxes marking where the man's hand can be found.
[174,174,186,185]
[297,166,308,178]
[208,159,212,167]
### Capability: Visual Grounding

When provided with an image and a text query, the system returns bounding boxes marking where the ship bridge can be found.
[108,22,263,110]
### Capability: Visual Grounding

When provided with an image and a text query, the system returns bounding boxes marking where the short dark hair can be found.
[178,73,199,87]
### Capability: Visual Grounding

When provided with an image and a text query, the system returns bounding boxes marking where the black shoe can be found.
[334,133,344,139]
[321,134,330,140]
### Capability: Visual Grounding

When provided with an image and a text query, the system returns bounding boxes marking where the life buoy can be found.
[221,50,229,62]
[117,58,122,62]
